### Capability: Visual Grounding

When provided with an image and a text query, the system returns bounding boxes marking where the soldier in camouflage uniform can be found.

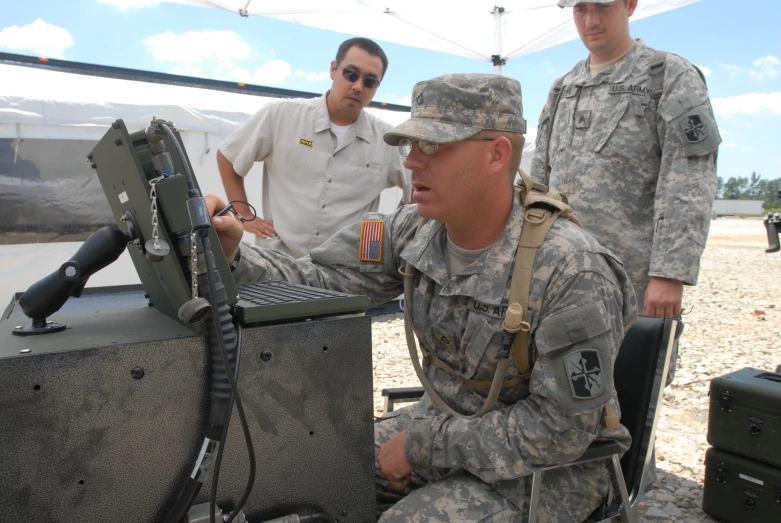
[208,74,636,522]
[531,0,720,317]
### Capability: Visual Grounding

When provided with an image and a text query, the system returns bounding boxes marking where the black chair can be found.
[381,316,678,523]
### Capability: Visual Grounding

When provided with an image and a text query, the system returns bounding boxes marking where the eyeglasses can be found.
[337,63,381,89]
[398,137,496,157]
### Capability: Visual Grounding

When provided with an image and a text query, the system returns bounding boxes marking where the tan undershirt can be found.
[445,235,493,277]
[589,41,635,76]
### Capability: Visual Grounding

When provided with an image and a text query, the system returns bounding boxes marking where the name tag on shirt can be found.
[560,85,579,98]
[299,138,313,148]
[467,298,508,319]
[610,83,652,96]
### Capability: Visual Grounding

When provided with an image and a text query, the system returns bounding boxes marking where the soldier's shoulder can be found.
[538,219,623,286]
[637,44,703,79]
[544,218,604,255]
[555,59,587,86]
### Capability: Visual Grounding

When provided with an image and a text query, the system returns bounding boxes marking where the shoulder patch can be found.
[566,349,605,399]
[359,220,384,262]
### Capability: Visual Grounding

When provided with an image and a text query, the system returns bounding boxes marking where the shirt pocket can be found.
[462,314,505,380]
[594,96,660,176]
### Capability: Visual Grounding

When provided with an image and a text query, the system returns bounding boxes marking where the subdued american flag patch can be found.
[359,220,384,262]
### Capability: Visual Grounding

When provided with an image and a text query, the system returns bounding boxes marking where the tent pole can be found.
[492,6,506,75]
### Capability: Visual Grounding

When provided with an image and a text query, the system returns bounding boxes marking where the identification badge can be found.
[359,220,384,262]
[299,138,313,148]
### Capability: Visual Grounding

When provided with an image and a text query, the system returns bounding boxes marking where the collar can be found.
[314,91,373,143]
[567,38,648,87]
[400,196,524,306]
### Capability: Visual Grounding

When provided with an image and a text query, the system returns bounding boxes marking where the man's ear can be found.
[486,136,513,178]
[627,0,638,17]
[329,60,338,81]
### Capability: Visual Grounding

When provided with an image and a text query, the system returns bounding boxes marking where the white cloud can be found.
[750,56,781,80]
[0,19,74,59]
[695,64,712,76]
[722,142,737,148]
[145,30,252,67]
[712,92,781,116]
[306,72,329,81]
[295,70,306,77]
[98,0,159,9]
[740,146,757,152]
[393,94,412,106]
[251,60,293,85]
[719,128,730,135]
[721,64,742,77]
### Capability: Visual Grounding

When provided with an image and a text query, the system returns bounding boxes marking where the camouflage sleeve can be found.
[650,61,720,285]
[529,79,563,186]
[404,251,633,483]
[232,206,420,304]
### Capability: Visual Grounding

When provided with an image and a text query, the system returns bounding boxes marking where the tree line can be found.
[717,172,781,207]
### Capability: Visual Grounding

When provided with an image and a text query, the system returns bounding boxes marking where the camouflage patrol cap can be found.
[557,0,616,6]
[383,73,526,146]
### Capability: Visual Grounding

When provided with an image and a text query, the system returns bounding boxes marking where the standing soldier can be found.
[531,0,720,318]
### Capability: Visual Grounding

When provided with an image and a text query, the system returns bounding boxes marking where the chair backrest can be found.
[613,315,677,500]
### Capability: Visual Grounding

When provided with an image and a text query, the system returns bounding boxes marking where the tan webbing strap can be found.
[507,169,581,378]
[399,217,517,419]
[401,263,514,419]
[507,206,559,378]
[426,350,522,389]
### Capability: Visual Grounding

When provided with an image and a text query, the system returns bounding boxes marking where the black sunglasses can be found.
[337,63,381,89]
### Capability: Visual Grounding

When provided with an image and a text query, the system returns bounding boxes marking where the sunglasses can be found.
[398,137,496,157]
[337,63,381,89]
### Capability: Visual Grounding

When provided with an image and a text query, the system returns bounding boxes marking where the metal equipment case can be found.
[707,367,781,467]
[702,447,781,523]
[0,286,376,522]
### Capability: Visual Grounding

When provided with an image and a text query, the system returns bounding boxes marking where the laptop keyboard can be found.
[237,281,357,305]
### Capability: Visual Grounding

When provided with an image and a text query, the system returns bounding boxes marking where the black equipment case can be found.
[702,447,781,523]
[707,367,781,467]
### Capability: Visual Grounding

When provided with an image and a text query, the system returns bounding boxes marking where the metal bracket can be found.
[716,462,729,483]
[720,390,734,412]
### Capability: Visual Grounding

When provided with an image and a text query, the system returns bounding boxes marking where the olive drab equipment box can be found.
[702,447,781,523]
[707,367,781,467]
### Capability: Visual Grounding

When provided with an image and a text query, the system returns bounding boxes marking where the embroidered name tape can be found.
[299,138,313,148]
[359,220,384,262]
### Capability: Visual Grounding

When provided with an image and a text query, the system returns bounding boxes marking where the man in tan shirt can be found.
[218,37,411,258]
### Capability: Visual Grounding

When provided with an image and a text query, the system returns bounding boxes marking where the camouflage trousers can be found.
[374,406,608,523]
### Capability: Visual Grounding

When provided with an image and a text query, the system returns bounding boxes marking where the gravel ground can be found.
[368,217,781,522]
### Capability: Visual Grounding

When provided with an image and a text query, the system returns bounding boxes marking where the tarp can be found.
[0,63,412,238]
[163,0,701,70]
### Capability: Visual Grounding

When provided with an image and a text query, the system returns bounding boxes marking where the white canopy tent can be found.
[163,0,702,73]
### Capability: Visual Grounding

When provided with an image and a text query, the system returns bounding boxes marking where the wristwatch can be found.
[229,247,241,273]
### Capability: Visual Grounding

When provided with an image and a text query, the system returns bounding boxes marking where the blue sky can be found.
[2,0,780,182]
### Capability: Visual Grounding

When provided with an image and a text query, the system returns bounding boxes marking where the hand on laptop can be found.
[205,194,244,262]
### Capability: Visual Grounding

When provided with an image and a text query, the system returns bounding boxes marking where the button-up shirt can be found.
[220,93,411,257]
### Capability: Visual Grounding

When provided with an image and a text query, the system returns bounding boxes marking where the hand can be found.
[243,218,277,239]
[644,277,683,318]
[205,194,244,262]
[377,429,414,492]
